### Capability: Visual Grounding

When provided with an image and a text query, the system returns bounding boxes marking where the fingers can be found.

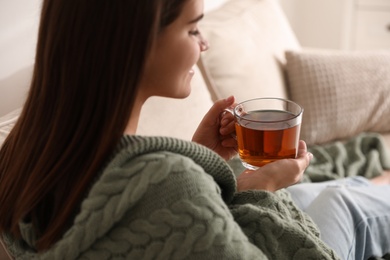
[220,112,237,148]
[222,95,236,109]
[276,141,313,185]
[208,96,235,119]
[297,140,307,155]
[220,111,234,127]
[220,114,235,135]
[237,140,314,192]
[221,137,237,149]
[293,141,313,182]
[297,140,312,161]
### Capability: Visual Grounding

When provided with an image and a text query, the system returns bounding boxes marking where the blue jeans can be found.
[287,177,390,260]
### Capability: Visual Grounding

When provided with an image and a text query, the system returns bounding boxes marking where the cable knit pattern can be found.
[230,191,337,259]
[303,132,390,182]
[3,135,338,259]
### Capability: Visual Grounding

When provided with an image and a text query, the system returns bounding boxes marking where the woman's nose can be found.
[199,34,209,52]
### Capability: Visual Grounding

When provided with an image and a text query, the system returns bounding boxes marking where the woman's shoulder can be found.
[106,135,223,169]
[101,135,237,200]
[100,135,221,188]
[89,135,235,212]
[99,145,218,199]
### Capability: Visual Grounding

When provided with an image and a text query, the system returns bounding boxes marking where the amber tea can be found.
[231,98,303,170]
[235,110,301,168]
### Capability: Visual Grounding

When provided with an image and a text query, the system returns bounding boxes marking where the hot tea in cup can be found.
[230,98,303,170]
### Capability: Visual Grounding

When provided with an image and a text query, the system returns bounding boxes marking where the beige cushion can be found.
[285,50,390,145]
[198,0,301,103]
[0,108,21,147]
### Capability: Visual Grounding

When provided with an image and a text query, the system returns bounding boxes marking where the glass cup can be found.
[228,97,303,170]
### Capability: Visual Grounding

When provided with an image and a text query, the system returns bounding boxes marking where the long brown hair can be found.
[0,0,187,251]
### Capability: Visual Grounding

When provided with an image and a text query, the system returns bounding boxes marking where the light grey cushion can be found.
[285,50,390,145]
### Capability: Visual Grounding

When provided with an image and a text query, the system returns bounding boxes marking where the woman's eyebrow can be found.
[188,14,204,24]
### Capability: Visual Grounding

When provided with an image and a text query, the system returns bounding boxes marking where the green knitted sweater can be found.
[3,135,339,259]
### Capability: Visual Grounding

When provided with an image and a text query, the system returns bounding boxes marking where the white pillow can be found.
[198,0,301,103]
[0,108,21,147]
[285,50,390,145]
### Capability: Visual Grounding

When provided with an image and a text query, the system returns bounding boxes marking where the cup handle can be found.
[224,107,233,115]
[223,108,237,140]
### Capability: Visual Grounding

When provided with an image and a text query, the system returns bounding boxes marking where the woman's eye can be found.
[189,29,200,36]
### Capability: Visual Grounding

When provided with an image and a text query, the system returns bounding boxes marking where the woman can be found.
[0,0,389,259]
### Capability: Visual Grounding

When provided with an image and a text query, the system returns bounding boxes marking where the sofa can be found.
[1,0,390,149]
[1,1,390,258]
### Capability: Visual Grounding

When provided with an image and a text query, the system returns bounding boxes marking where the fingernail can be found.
[308,152,313,160]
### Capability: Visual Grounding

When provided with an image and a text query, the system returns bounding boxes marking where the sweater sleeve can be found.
[229,189,340,260]
[78,151,269,259]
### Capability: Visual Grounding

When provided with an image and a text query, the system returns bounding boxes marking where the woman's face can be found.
[138,0,208,101]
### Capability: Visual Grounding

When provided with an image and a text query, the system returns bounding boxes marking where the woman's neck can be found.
[124,98,143,135]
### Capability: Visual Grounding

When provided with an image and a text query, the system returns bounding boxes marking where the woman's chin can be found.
[176,87,192,99]
[178,76,193,98]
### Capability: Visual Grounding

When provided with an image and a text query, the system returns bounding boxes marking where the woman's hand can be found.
[237,141,313,192]
[192,96,237,161]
